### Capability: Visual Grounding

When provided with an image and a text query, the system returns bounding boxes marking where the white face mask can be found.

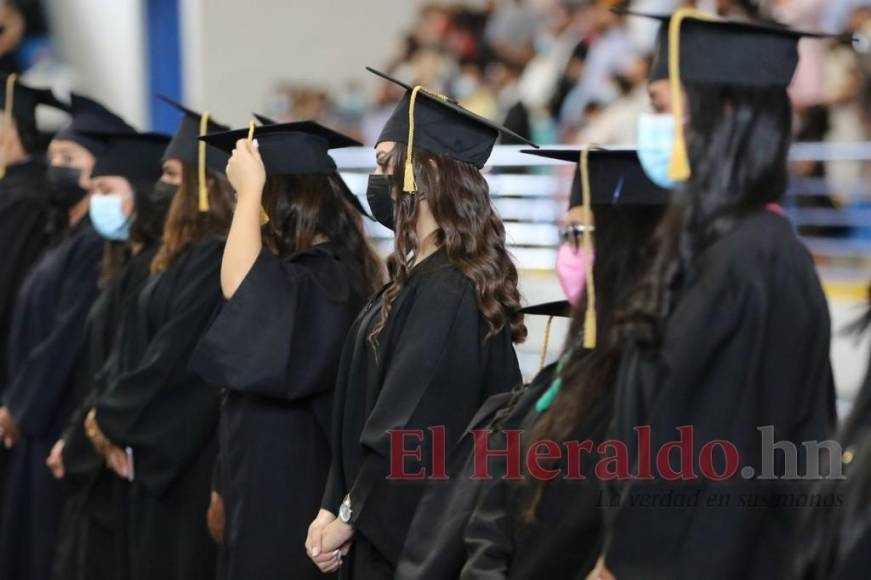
[637,113,679,189]
[89,193,132,241]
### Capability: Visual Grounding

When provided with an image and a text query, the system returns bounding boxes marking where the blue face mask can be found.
[89,193,132,241]
[637,113,679,189]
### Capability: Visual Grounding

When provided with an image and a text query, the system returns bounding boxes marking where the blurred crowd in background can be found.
[0,0,870,240]
[257,0,871,240]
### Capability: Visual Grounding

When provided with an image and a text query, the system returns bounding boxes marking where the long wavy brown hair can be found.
[369,145,526,350]
[150,163,235,273]
[260,173,383,296]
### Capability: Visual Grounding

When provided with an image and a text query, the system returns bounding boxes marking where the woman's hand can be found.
[226,138,266,202]
[586,556,617,580]
[84,409,111,455]
[206,491,226,544]
[0,407,20,448]
[105,444,130,479]
[306,509,351,573]
[46,439,65,479]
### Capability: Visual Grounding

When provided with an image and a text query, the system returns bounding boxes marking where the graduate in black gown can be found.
[458,149,667,580]
[306,67,535,579]
[0,87,112,580]
[191,119,383,580]
[86,103,235,580]
[51,128,172,580]
[0,77,69,529]
[792,291,871,580]
[592,9,839,580]
[0,77,70,397]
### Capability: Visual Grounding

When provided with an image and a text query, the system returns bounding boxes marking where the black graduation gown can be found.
[190,243,369,580]
[0,217,102,580]
[322,249,523,579]
[396,364,554,580]
[95,238,225,580]
[461,372,611,580]
[0,158,52,390]
[54,245,158,580]
[605,210,836,580]
[792,346,871,580]
[0,159,52,525]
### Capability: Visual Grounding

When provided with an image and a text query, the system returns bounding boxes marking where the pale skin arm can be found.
[221,138,266,299]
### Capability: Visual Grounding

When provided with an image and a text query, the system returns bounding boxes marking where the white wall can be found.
[180,0,441,125]
[45,0,148,128]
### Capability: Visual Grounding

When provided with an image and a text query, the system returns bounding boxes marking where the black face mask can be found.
[46,166,88,210]
[137,180,177,233]
[148,180,178,209]
[366,174,394,231]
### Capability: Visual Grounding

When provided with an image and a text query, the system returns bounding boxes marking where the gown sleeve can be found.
[3,234,101,436]
[95,242,223,495]
[190,248,349,401]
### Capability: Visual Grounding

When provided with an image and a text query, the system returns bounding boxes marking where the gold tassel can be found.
[402,84,450,194]
[198,111,211,212]
[0,74,18,180]
[667,7,719,182]
[580,148,596,349]
[539,315,554,371]
[403,86,422,193]
[247,119,270,225]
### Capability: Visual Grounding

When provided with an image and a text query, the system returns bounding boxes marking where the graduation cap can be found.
[522,148,669,209]
[617,7,850,182]
[0,74,69,178]
[367,66,538,193]
[519,300,572,380]
[54,93,135,157]
[251,113,370,218]
[201,120,360,176]
[89,131,172,185]
[157,95,232,213]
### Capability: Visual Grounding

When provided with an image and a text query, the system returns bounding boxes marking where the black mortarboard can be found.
[252,113,370,218]
[54,93,135,157]
[0,74,69,178]
[521,148,668,209]
[617,7,849,183]
[200,120,360,176]
[0,74,68,130]
[367,66,538,192]
[519,300,572,371]
[519,300,571,318]
[626,10,845,87]
[158,95,230,172]
[90,131,172,184]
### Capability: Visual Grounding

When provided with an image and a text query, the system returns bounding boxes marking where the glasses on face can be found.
[559,223,594,249]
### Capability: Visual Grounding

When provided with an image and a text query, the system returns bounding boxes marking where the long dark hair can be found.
[97,178,166,287]
[369,145,526,350]
[619,83,792,345]
[260,173,383,297]
[151,163,235,273]
[522,204,664,522]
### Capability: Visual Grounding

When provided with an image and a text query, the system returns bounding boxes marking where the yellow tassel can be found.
[403,86,422,193]
[198,111,211,212]
[0,74,18,180]
[667,7,719,182]
[539,315,554,371]
[580,147,597,350]
[402,84,450,194]
[246,119,270,225]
